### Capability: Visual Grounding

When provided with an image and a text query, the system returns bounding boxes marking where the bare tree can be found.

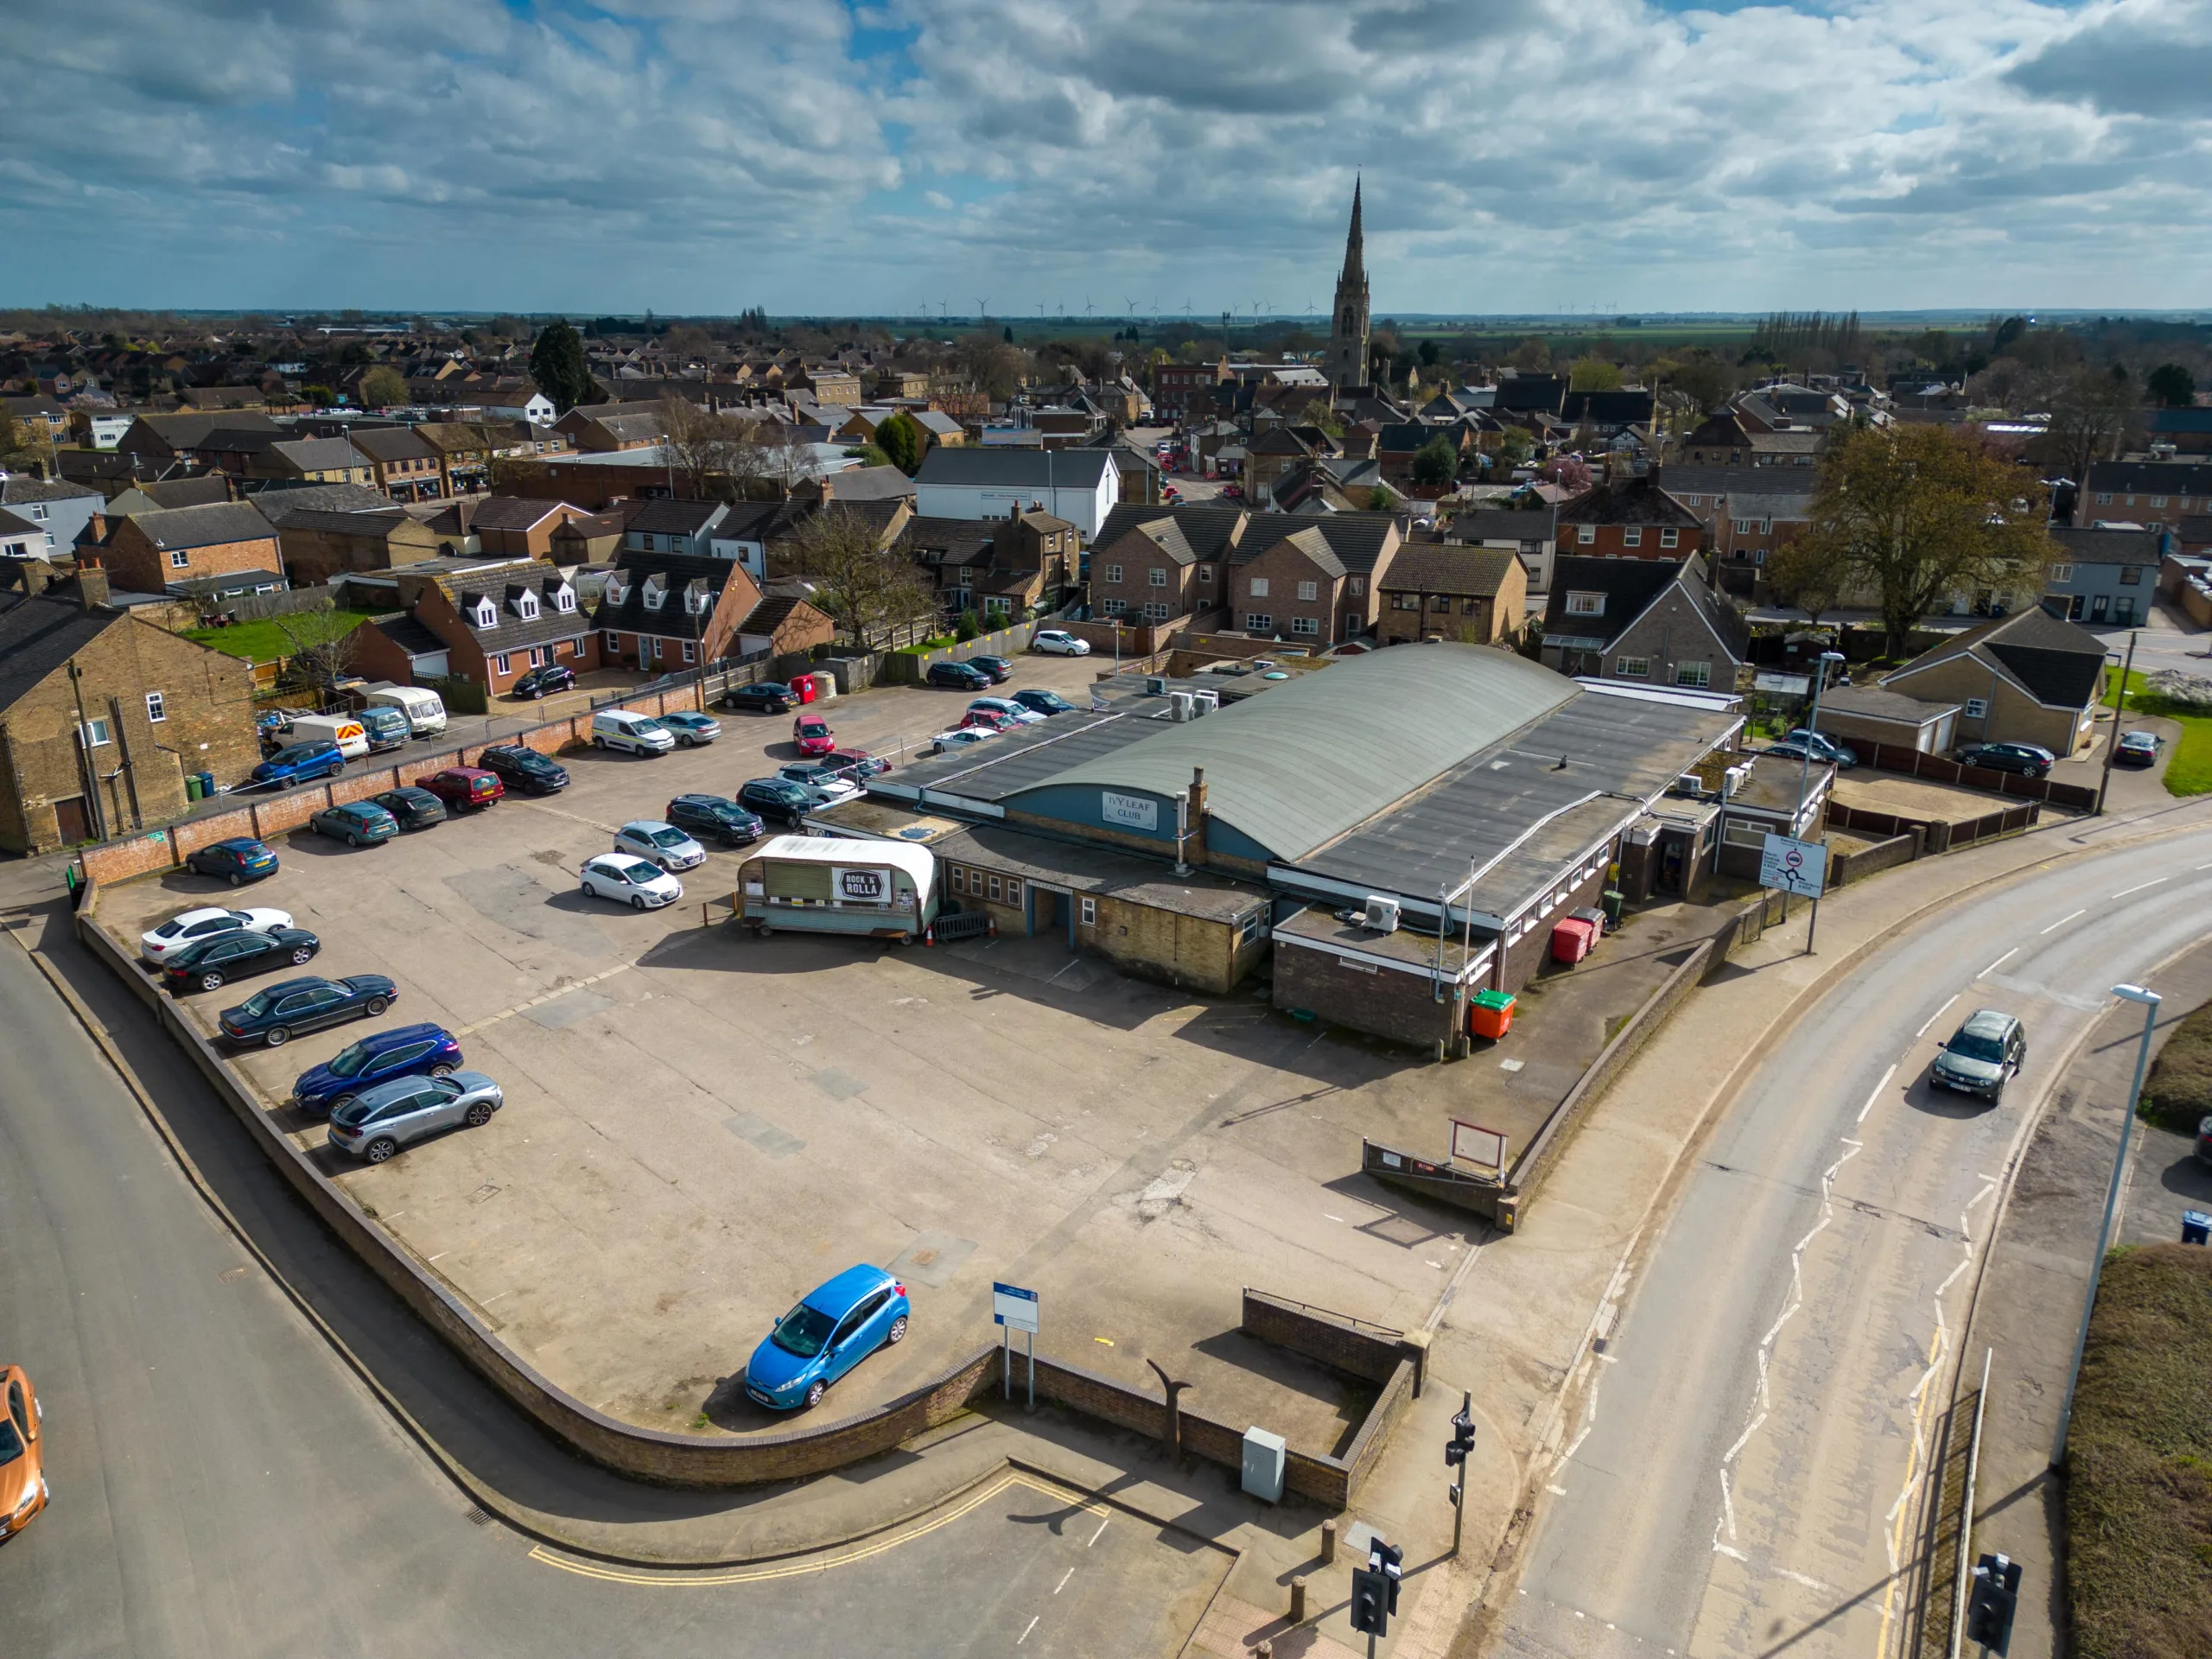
[274,607,365,686]
[788,506,935,649]
[1762,535,1852,626]
[2039,368,2138,487]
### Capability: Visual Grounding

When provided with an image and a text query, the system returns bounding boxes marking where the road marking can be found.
[1980,947,2018,977]
[1087,1514,1109,1547]
[459,963,634,1035]
[1858,1065,1897,1124]
[527,1471,1106,1586]
[1915,995,1959,1038]
[1547,1484,1568,1496]
[1054,1567,1073,1595]
[1777,1567,1834,1592]
[2112,877,2167,898]
[2038,908,2086,935]
[1018,1616,1039,1644]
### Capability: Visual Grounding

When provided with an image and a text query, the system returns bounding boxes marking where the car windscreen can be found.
[770,1303,839,1358]
[1948,1033,2008,1063]
[326,1040,372,1078]
[238,988,281,1016]
[0,1417,21,1464]
[648,828,689,847]
[632,719,667,734]
[612,858,659,880]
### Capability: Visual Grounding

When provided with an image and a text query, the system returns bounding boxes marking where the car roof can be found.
[803,1263,896,1316]
[355,1071,453,1107]
[342,1022,451,1052]
[256,976,332,997]
[214,836,266,849]
[620,819,678,833]
[1961,1009,2016,1037]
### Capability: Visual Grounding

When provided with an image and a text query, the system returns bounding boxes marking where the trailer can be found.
[734,836,938,943]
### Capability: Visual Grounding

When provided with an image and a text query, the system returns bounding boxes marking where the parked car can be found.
[967,654,1014,683]
[579,852,683,909]
[725,681,796,715]
[1777,728,1859,768]
[0,1362,47,1541]
[774,764,861,804]
[252,741,345,787]
[327,1071,504,1164]
[2197,1114,2212,1171]
[967,696,1045,726]
[184,836,279,886]
[1956,741,2055,779]
[2113,730,2160,768]
[737,778,819,830]
[372,786,448,831]
[476,743,569,796]
[1011,689,1076,716]
[510,663,575,700]
[416,767,505,812]
[613,820,707,872]
[161,925,321,994]
[658,711,722,747]
[591,709,675,756]
[820,748,891,779]
[928,728,998,754]
[217,974,397,1047]
[742,1265,911,1411]
[958,708,1020,733]
[140,905,292,963]
[664,794,766,848]
[792,714,836,756]
[308,800,399,847]
[291,1023,463,1116]
[926,659,993,691]
[1031,629,1090,658]
[1930,1009,2026,1103]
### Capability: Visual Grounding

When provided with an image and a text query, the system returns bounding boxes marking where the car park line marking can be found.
[458,964,634,1035]
[512,799,626,836]
[2112,877,2166,898]
[2039,909,2086,935]
[1054,1567,1073,1594]
[1980,947,2018,977]
[1088,1515,1109,1546]
[528,1471,1104,1586]
[1018,1615,1040,1644]
[1914,997,1958,1039]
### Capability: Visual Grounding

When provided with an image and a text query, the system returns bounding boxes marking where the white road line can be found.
[1547,1484,1568,1496]
[2038,908,2087,935]
[2113,877,2167,898]
[1086,1515,1109,1547]
[1915,996,1959,1039]
[1017,1615,1039,1644]
[1858,1065,1897,1124]
[1053,1567,1073,1595]
[1980,947,2018,977]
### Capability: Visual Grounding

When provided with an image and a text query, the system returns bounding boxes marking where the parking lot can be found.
[94,647,1588,1459]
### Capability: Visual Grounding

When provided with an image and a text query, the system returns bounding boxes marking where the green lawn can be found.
[181,609,379,664]
[2107,670,2212,798]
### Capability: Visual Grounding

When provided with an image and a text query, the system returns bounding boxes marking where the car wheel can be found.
[228,872,244,887]
[582,880,597,899]
[593,735,607,749]
[200,970,225,991]
[758,925,775,938]
[887,1313,908,1344]
[266,1026,291,1047]
[290,945,315,965]
[631,894,647,911]
[429,1064,453,1078]
[346,833,361,848]
[465,1101,494,1128]
[364,1137,398,1165]
[803,1379,826,1409]
[330,1094,354,1113]
[365,995,389,1015]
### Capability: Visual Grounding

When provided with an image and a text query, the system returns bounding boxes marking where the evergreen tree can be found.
[877,410,925,475]
[528,319,594,414]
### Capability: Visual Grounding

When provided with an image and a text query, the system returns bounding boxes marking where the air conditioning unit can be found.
[1146,675,1168,695]
[1190,690,1219,715]
[1363,894,1401,933]
[1724,764,1751,797]
[1169,691,1194,721]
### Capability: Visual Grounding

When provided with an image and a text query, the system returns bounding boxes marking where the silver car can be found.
[327,1070,504,1164]
[613,820,707,872]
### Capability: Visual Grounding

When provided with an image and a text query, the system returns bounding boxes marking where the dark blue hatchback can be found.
[290,1022,464,1116]
[185,836,279,885]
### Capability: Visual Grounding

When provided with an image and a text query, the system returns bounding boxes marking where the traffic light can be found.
[1966,1553,2021,1656]
[1446,1404,1477,1468]
[1373,1540,1404,1617]
[1349,1566,1388,1636]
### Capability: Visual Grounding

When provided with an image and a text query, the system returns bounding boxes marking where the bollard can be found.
[1319,1518,1337,1565]
[1289,1577,1307,1624]
[1252,1643,1272,1658]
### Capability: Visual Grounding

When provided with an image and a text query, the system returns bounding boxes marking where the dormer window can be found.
[553,584,575,613]
[471,597,498,626]
[642,574,668,611]
[515,591,539,620]
[604,575,629,606]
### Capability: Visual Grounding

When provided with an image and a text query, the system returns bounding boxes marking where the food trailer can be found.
[734,836,939,943]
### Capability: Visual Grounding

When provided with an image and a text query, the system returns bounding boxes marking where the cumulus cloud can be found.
[0,0,2204,312]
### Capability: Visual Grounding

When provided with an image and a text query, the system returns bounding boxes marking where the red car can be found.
[959,709,1019,733]
[416,766,505,811]
[792,715,836,756]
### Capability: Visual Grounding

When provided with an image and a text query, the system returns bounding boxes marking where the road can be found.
[1493,823,2212,1658]
[0,918,1225,1657]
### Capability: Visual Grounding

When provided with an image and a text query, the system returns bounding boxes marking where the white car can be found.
[613,820,707,873]
[929,728,999,754]
[1031,629,1090,657]
[773,764,861,804]
[967,696,1046,726]
[140,906,294,963]
[579,854,683,909]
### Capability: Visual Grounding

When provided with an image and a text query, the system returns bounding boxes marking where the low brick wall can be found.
[1240,1288,1408,1386]
[1831,829,1923,887]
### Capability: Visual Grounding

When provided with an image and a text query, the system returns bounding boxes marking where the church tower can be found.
[1325,177,1370,391]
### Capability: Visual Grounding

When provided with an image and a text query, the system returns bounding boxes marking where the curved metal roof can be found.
[1020,644,1578,861]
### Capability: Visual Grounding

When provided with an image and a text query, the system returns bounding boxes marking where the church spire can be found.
[1341,173,1365,284]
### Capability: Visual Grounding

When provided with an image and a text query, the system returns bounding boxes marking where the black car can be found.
[736,778,820,830]
[967,654,1014,683]
[512,664,575,700]
[372,786,448,830]
[1011,689,1075,716]
[161,926,321,994]
[817,749,892,781]
[665,793,767,847]
[927,660,993,691]
[1957,741,2055,779]
[216,975,397,1048]
[726,681,796,714]
[476,743,569,795]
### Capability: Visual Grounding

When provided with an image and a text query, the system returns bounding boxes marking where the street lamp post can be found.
[1789,649,1845,937]
[2094,631,2138,817]
[2050,982,2162,1468]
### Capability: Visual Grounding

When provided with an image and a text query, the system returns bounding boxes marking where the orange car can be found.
[0,1363,46,1541]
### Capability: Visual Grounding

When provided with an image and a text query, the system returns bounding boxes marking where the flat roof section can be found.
[1274,905,1493,980]
[932,823,1262,923]
[870,707,1172,810]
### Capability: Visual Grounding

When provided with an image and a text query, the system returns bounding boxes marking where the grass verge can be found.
[181,609,379,663]
[2065,1243,2212,1659]
[2106,670,2212,798]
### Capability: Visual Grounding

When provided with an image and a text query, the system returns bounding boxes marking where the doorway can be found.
[52,796,91,844]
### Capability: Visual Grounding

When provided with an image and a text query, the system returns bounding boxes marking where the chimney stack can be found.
[76,567,111,611]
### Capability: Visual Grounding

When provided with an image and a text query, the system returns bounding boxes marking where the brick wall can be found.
[105,521,283,594]
[1240,1289,1408,1385]
[1273,944,1465,1052]
[1496,859,1611,994]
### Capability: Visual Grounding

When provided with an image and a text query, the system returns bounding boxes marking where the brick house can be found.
[0,569,261,852]
[1150,359,1229,422]
[415,423,496,495]
[554,404,668,454]
[1087,505,1249,625]
[1228,525,1353,645]
[352,563,601,697]
[1243,512,1403,641]
[1245,426,1333,505]
[2075,460,2212,532]
[736,594,836,658]
[347,425,444,501]
[1539,556,1746,692]
[103,500,283,594]
[1556,474,1704,560]
[469,495,592,559]
[1374,545,1527,645]
[1879,606,2107,754]
[593,550,764,672]
[250,436,372,486]
[276,509,451,585]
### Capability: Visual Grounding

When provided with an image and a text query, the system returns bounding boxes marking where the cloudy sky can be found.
[4,0,2206,317]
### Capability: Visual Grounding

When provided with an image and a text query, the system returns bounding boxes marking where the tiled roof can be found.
[1380,545,1521,597]
[468,495,577,531]
[1890,604,2106,709]
[1541,556,1685,647]
[2048,527,2164,565]
[1557,477,1702,528]
[124,500,277,550]
[590,550,734,643]
[0,590,124,715]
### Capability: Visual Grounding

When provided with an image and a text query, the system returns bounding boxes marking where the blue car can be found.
[184,836,279,886]
[744,1266,910,1411]
[253,741,344,787]
[290,1021,464,1116]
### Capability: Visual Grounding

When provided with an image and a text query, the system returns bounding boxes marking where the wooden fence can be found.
[1855,741,2098,811]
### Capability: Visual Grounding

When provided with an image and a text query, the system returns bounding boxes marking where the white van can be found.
[364,684,448,737]
[591,709,675,756]
[289,713,371,760]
